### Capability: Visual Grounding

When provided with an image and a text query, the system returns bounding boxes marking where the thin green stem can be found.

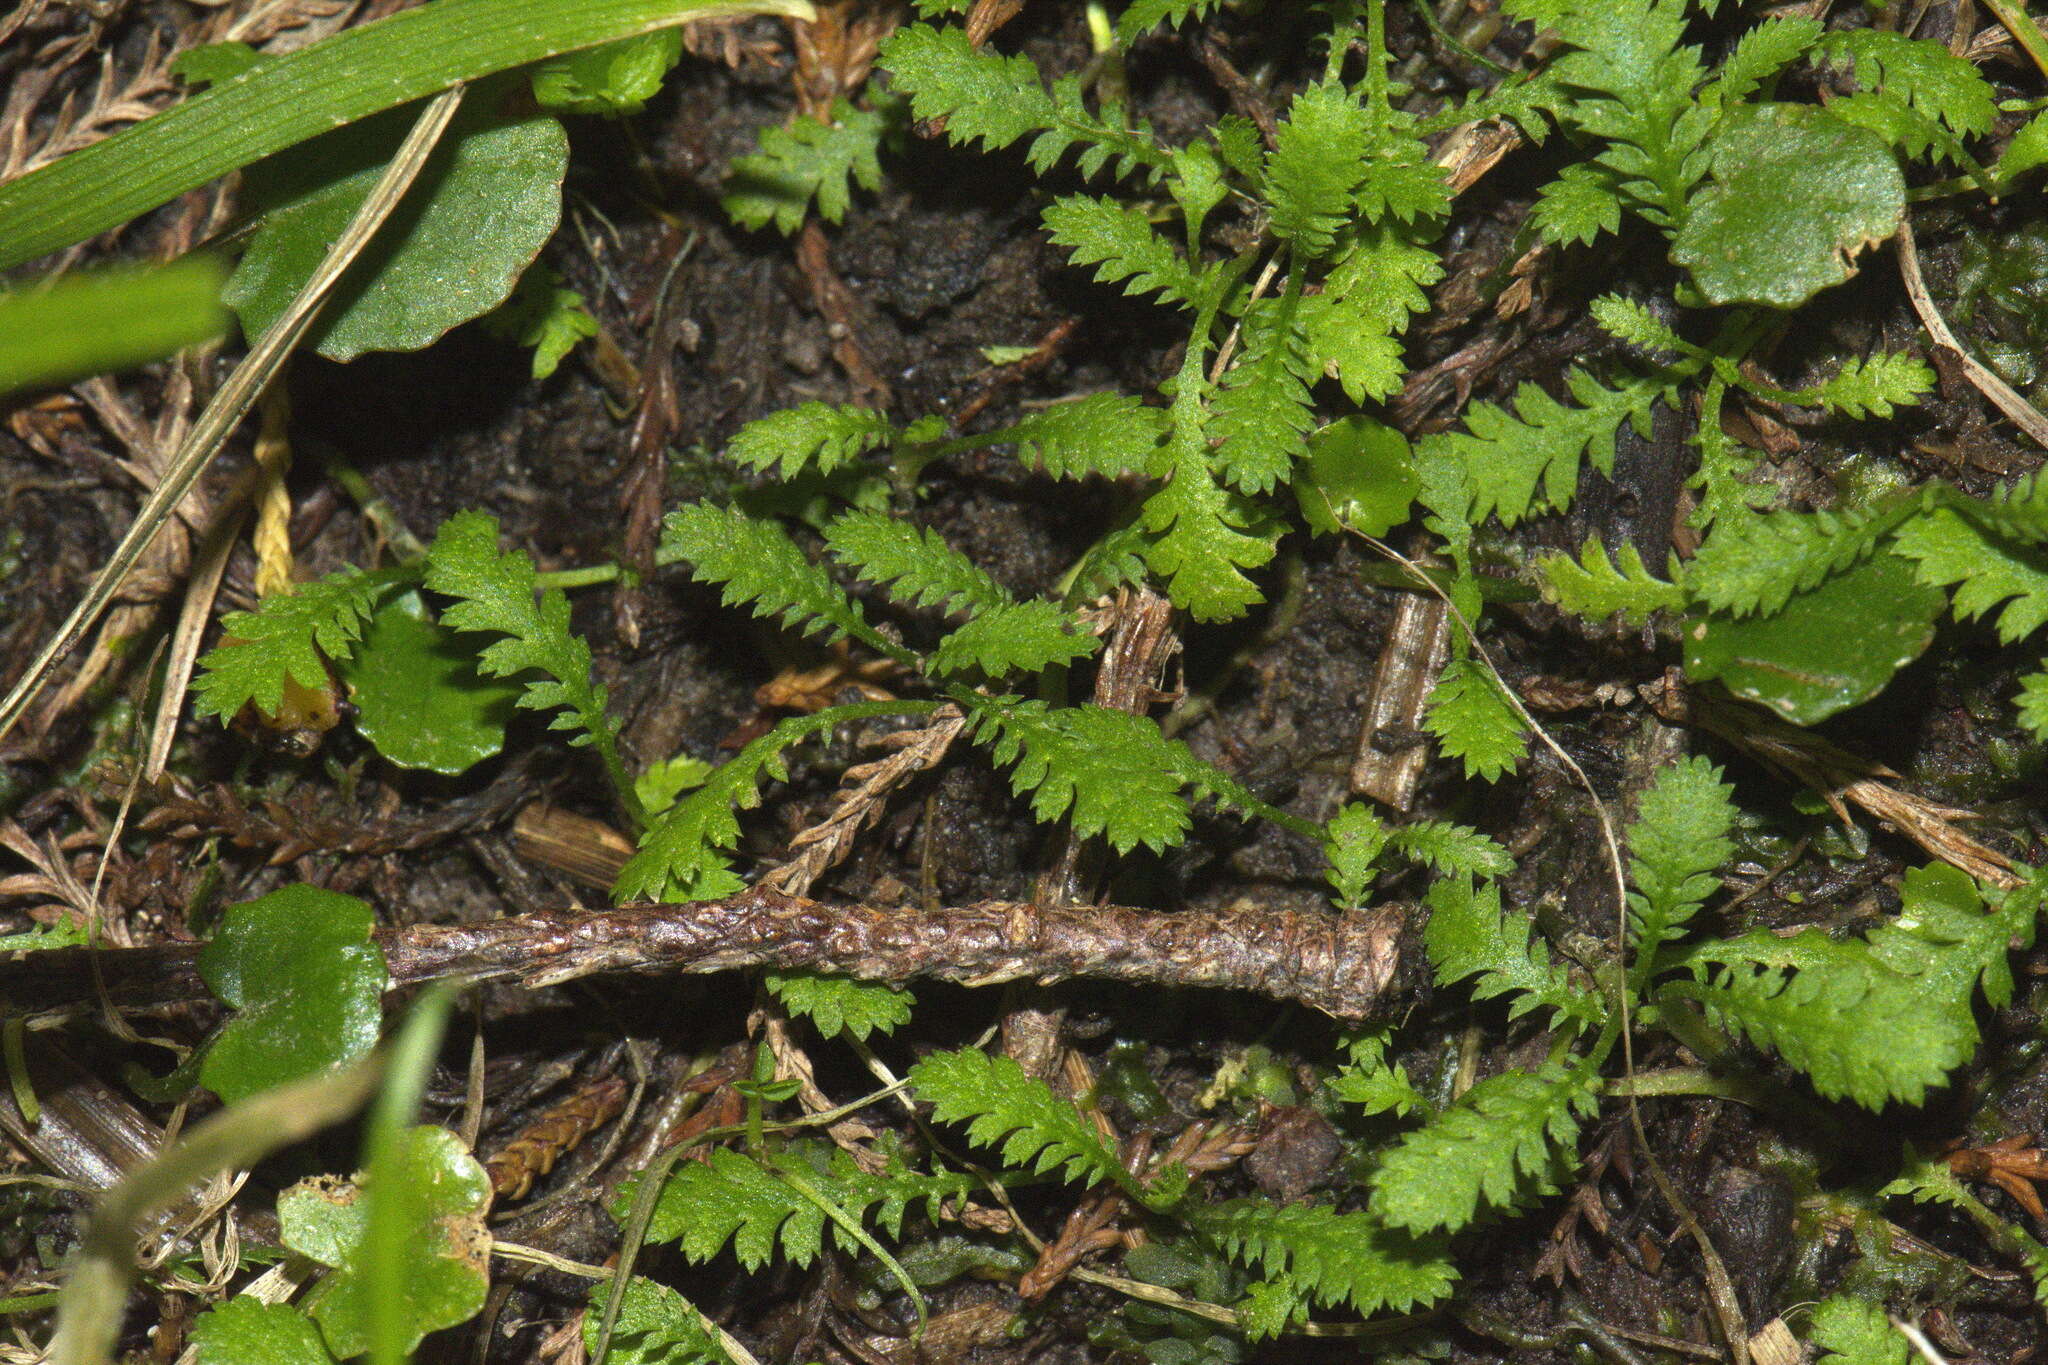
[1985,0,2048,84]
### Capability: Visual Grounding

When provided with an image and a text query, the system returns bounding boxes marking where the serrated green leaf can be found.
[727,401,900,479]
[194,566,403,723]
[1814,29,1996,138]
[191,1297,335,1365]
[530,28,682,115]
[198,886,389,1105]
[224,83,567,361]
[1414,367,1661,529]
[724,99,887,234]
[1803,351,1934,419]
[1424,877,1601,1028]
[585,1278,730,1365]
[2019,670,2048,742]
[424,513,637,817]
[983,391,1168,478]
[909,1047,1126,1189]
[1264,82,1371,257]
[482,264,597,380]
[1589,293,1686,355]
[1388,820,1513,879]
[1688,492,1919,616]
[1895,504,2048,644]
[1530,162,1624,247]
[1188,1201,1456,1314]
[1325,804,1389,910]
[1684,547,1943,725]
[1808,1294,1908,1364]
[1704,16,1822,110]
[1423,657,1527,782]
[765,971,914,1041]
[336,591,520,775]
[970,701,1190,852]
[1327,1027,1424,1118]
[1665,930,1975,1107]
[1114,0,1224,43]
[283,1126,492,1360]
[1299,224,1441,404]
[1672,104,1904,310]
[930,601,1097,678]
[1211,292,1315,495]
[1042,194,1202,308]
[1539,537,1685,626]
[1626,756,1734,983]
[1373,1064,1597,1232]
[660,503,889,655]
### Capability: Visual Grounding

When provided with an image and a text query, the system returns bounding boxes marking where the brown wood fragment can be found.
[512,804,634,891]
[0,891,1417,1024]
[1350,591,1451,809]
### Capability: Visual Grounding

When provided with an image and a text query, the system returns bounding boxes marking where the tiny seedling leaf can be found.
[190,1297,335,1365]
[197,886,389,1105]
[764,971,914,1041]
[530,29,683,115]
[336,590,520,775]
[283,1125,493,1361]
[1294,417,1417,537]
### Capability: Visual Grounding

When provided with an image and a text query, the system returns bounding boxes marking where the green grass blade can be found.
[0,0,814,272]
[0,257,227,394]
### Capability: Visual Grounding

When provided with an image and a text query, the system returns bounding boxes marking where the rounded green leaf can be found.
[191,1297,334,1365]
[1294,416,1418,537]
[337,590,520,774]
[1682,547,1943,725]
[197,886,390,1104]
[281,1125,493,1360]
[1672,104,1904,309]
[223,86,567,361]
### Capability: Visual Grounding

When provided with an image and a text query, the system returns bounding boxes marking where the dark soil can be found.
[4,2,2048,1363]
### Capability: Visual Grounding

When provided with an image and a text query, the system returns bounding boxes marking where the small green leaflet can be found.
[971,701,1192,852]
[909,1047,1128,1190]
[1423,658,1527,782]
[765,971,914,1041]
[1806,1294,1908,1364]
[190,1297,334,1365]
[724,99,888,235]
[198,886,389,1105]
[1372,1063,1598,1233]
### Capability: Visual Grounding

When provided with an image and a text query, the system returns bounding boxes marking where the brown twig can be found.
[0,890,1417,1022]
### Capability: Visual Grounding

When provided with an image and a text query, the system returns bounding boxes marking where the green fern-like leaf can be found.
[1702,15,1822,110]
[1539,537,1686,626]
[1188,1202,1457,1314]
[909,1047,1126,1189]
[1530,162,1625,247]
[661,503,896,658]
[824,510,1007,614]
[1867,862,2038,1016]
[1298,223,1442,403]
[1042,194,1204,309]
[930,602,1098,678]
[1589,293,1688,356]
[1894,504,2048,644]
[1264,82,1372,257]
[1326,1027,1424,1118]
[981,391,1168,479]
[1114,0,1224,43]
[1802,352,1935,419]
[1388,820,1514,878]
[1807,1295,1908,1365]
[1324,804,1390,910]
[424,512,635,808]
[194,566,403,721]
[723,99,887,236]
[764,971,913,1041]
[2018,669,2048,742]
[1625,756,1735,981]
[1210,291,1314,495]
[726,401,900,479]
[1423,657,1528,782]
[969,700,1191,852]
[880,26,1165,182]
[1372,1063,1599,1233]
[1687,491,1920,616]
[643,1139,980,1269]
[1423,877,1603,1029]
[1140,411,1278,622]
[1815,29,1997,139]
[583,1277,729,1365]
[1414,367,1663,528]
[1664,930,1976,1108]
[615,700,942,902]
